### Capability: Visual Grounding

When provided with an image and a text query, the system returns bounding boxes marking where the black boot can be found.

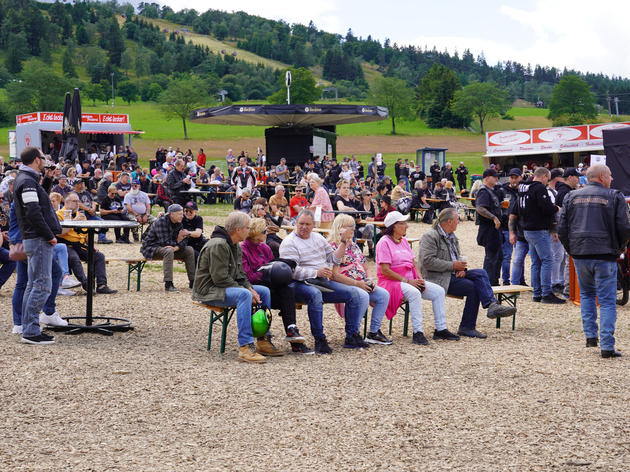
[165,281,178,292]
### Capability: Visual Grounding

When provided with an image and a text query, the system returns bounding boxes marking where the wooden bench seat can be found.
[105,257,147,291]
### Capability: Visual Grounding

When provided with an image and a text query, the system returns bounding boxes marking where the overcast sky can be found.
[159,0,630,78]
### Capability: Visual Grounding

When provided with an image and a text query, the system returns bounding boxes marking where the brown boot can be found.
[238,343,267,363]
[256,335,285,357]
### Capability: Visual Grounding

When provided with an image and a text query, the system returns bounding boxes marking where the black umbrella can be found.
[59,88,81,163]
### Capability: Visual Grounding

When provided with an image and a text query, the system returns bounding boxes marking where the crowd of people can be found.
[3,145,629,361]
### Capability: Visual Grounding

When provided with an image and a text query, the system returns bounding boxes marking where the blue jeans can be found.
[348,285,390,333]
[447,269,496,330]
[524,230,553,297]
[501,230,512,285]
[12,255,62,327]
[53,243,70,276]
[573,259,617,350]
[206,285,271,346]
[290,279,363,339]
[510,240,529,285]
[551,239,566,286]
[22,238,54,337]
[0,246,16,288]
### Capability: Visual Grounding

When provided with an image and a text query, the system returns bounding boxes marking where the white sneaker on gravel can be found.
[39,312,68,327]
[57,287,77,296]
[12,325,22,334]
[62,274,81,289]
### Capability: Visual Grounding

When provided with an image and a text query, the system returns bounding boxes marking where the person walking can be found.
[13,147,62,344]
[559,165,630,358]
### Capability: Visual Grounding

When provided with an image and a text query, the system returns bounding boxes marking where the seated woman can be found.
[375,211,460,345]
[355,190,377,257]
[233,189,253,213]
[328,214,391,344]
[241,218,312,354]
[374,195,394,222]
[251,202,284,257]
[333,180,358,212]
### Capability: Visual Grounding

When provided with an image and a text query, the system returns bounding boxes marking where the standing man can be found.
[559,165,630,358]
[232,157,257,197]
[475,168,503,286]
[513,167,564,304]
[275,157,289,183]
[166,159,192,206]
[14,147,63,344]
[429,160,441,191]
[455,162,468,191]
[500,168,522,286]
[553,167,581,295]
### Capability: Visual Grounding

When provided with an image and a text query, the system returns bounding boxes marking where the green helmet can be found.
[251,306,272,338]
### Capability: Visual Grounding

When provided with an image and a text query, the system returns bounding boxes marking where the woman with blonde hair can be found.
[307,172,334,228]
[328,214,391,344]
[241,218,311,354]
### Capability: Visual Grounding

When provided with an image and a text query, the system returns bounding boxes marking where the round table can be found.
[57,219,138,336]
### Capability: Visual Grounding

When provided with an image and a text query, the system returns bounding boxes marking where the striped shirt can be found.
[279,231,340,280]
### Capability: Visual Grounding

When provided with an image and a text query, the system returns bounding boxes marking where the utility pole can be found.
[615,96,620,116]
[607,94,612,116]
[111,73,115,108]
[285,70,291,105]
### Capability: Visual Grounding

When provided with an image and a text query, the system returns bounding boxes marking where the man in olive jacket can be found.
[419,208,515,338]
[192,211,280,363]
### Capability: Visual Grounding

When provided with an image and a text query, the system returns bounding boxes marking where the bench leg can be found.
[403,301,410,337]
[220,308,234,354]
[127,261,146,292]
[363,310,368,338]
[497,293,518,330]
[207,311,215,350]
[136,261,145,292]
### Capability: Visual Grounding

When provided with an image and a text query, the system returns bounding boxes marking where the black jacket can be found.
[516,181,558,231]
[554,181,573,207]
[166,169,190,199]
[558,182,630,260]
[14,166,61,241]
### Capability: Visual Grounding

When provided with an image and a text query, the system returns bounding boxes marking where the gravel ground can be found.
[1,216,629,471]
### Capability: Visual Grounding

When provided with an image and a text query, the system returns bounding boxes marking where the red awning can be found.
[54,130,144,135]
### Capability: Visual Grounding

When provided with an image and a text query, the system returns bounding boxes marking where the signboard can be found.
[16,112,130,125]
[8,130,16,158]
[486,122,630,155]
[591,154,606,166]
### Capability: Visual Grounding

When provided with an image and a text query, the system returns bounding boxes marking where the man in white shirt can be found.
[124,179,156,241]
[279,209,368,354]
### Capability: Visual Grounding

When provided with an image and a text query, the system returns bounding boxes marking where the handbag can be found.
[9,242,27,261]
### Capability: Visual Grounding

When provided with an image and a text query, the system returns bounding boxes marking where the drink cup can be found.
[502,198,510,208]
[63,210,72,221]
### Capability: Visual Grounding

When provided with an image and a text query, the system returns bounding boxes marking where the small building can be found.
[12,111,143,158]
[484,122,630,169]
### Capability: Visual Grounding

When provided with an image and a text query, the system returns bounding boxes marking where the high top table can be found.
[58,219,138,336]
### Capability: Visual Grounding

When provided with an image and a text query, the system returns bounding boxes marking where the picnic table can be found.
[57,220,137,335]
[180,188,214,205]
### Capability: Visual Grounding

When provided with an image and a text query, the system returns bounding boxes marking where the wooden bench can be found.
[410,208,428,222]
[197,302,304,353]
[105,257,147,291]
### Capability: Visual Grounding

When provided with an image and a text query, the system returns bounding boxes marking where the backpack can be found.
[396,196,412,215]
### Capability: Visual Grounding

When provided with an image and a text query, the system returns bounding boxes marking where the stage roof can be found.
[190,104,388,127]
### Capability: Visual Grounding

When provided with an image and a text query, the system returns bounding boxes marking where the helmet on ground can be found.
[251,306,272,338]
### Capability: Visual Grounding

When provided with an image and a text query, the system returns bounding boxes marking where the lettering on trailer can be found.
[81,114,100,123]
[100,114,128,124]
[16,113,38,124]
[40,112,64,122]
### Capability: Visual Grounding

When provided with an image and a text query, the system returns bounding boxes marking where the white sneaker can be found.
[12,325,22,334]
[62,274,81,289]
[57,287,77,296]
[39,312,68,327]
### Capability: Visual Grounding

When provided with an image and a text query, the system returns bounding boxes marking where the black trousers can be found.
[259,281,297,332]
[67,245,108,287]
[101,213,130,240]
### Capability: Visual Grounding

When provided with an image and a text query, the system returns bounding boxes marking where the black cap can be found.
[482,168,498,178]
[185,201,198,211]
[563,167,581,178]
[550,169,564,180]
[508,168,522,177]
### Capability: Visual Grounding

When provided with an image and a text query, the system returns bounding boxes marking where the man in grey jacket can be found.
[559,165,630,358]
[419,208,516,338]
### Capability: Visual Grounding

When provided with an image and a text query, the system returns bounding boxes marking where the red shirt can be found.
[197,152,206,167]
[289,195,308,218]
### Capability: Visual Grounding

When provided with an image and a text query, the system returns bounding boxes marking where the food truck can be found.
[484,122,630,169]
[12,111,143,158]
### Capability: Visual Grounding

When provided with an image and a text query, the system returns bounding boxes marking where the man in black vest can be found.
[475,168,503,286]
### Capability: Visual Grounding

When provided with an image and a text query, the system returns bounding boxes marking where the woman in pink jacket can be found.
[241,218,312,354]
[307,173,334,228]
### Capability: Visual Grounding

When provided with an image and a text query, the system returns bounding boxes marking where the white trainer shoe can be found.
[57,287,77,296]
[62,274,81,289]
[12,325,23,334]
[39,312,69,327]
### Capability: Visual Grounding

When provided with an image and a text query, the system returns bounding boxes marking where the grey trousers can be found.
[152,246,196,283]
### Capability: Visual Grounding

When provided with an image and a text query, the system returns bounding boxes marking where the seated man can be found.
[140,203,196,292]
[192,211,280,363]
[268,184,288,216]
[56,192,117,294]
[72,178,112,244]
[279,209,368,354]
[419,208,516,338]
[124,178,156,242]
[182,201,207,259]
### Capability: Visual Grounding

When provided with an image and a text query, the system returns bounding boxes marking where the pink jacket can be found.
[311,187,334,222]
[377,260,418,320]
[241,239,274,284]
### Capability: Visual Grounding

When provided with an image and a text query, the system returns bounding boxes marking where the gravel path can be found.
[1,218,628,471]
